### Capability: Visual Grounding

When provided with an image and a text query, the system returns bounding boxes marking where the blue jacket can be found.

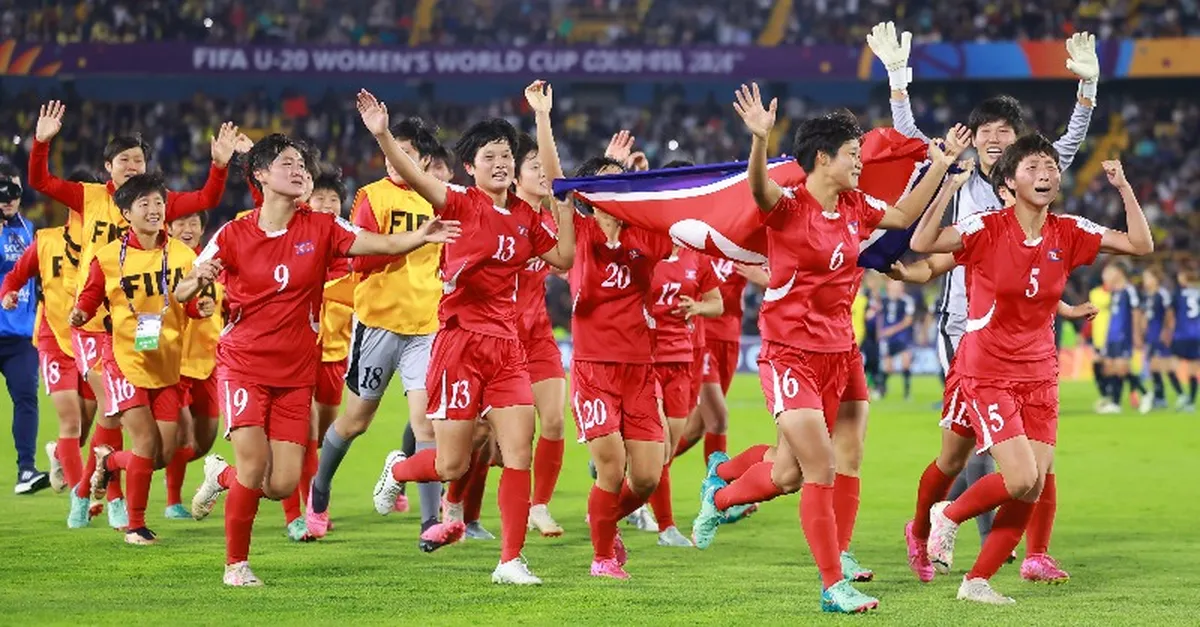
[0,215,36,338]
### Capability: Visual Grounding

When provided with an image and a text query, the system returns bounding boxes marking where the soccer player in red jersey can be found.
[692,83,960,613]
[645,243,723,548]
[70,174,216,545]
[180,133,460,586]
[358,88,576,585]
[31,101,238,530]
[911,137,1152,604]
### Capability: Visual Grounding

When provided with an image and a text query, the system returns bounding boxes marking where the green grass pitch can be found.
[0,376,1197,625]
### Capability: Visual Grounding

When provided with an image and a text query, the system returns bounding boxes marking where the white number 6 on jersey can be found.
[829,242,845,271]
[1025,268,1040,298]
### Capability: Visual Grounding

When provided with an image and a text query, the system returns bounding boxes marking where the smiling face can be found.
[466,139,514,194]
[122,191,166,237]
[168,213,203,249]
[255,146,308,199]
[1006,151,1060,209]
[973,120,1018,171]
[105,147,148,188]
[308,188,341,214]
[516,149,549,199]
[819,139,863,192]
[427,158,453,183]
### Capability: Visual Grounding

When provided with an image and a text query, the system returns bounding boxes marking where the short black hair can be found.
[453,119,518,168]
[245,133,314,192]
[967,95,1026,136]
[428,143,453,168]
[170,211,207,228]
[573,156,626,178]
[103,135,152,164]
[662,159,695,169]
[0,161,19,180]
[514,132,538,173]
[68,167,101,183]
[391,117,441,160]
[791,110,862,172]
[312,168,347,203]
[989,133,1059,198]
[113,173,167,211]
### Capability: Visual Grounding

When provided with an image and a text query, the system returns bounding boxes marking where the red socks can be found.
[300,439,318,506]
[913,460,956,540]
[497,468,531,562]
[674,435,698,459]
[99,425,125,500]
[445,452,477,505]
[1025,473,1056,555]
[967,499,1034,580]
[532,436,564,506]
[165,446,193,506]
[833,473,860,553]
[217,465,235,489]
[646,464,674,531]
[703,433,727,463]
[463,460,489,523]
[800,483,843,590]
[106,450,133,472]
[615,482,646,520]
[124,454,153,530]
[391,448,440,483]
[225,479,262,565]
[944,473,1010,524]
[717,444,770,482]
[587,485,621,560]
[714,461,783,510]
[281,486,302,524]
[57,437,83,491]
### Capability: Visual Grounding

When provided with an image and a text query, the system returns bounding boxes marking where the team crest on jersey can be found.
[847,220,859,235]
[685,269,697,280]
[1048,248,1062,262]
[629,250,641,259]
[295,241,315,256]
[517,225,528,236]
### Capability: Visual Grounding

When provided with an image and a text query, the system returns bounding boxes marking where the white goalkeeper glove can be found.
[1066,31,1099,100]
[867,21,913,91]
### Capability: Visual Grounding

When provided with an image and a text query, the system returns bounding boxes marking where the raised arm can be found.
[164,122,238,220]
[1097,161,1153,256]
[909,159,973,253]
[733,83,783,211]
[357,90,448,210]
[877,126,969,230]
[525,80,575,270]
[867,22,929,142]
[29,101,84,211]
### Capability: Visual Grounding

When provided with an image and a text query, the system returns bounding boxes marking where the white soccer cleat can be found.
[957,576,1015,605]
[491,557,543,585]
[926,501,959,575]
[1096,399,1122,414]
[223,561,264,587]
[528,504,564,537]
[45,441,66,493]
[625,505,658,533]
[443,498,464,523]
[1138,392,1155,415]
[191,454,229,521]
[657,525,694,547]
[372,450,406,516]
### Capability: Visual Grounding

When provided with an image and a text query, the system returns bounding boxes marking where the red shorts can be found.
[315,360,348,406]
[572,361,662,443]
[426,327,533,421]
[180,375,220,418]
[102,359,182,422]
[655,362,696,418]
[522,333,565,384]
[939,367,975,440]
[219,378,313,446]
[71,329,105,376]
[689,347,705,408]
[756,341,868,432]
[958,376,1058,453]
[39,341,80,395]
[702,338,740,394]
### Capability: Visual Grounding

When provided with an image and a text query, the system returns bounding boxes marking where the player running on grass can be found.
[30,101,238,530]
[867,21,1098,549]
[182,132,460,586]
[359,88,576,585]
[73,174,216,545]
[692,83,962,613]
[911,140,1152,604]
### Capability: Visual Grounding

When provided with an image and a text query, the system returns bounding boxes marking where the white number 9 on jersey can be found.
[274,264,291,292]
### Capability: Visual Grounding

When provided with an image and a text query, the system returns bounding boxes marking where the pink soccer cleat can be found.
[393,492,410,514]
[590,558,630,580]
[1020,553,1070,584]
[419,519,466,552]
[905,520,935,583]
[305,496,330,539]
[614,532,628,567]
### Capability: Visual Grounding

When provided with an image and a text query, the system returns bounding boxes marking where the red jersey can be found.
[648,248,719,363]
[758,186,887,352]
[705,257,748,342]
[437,185,558,339]
[953,208,1103,381]
[516,208,559,342]
[570,215,673,364]
[196,207,359,387]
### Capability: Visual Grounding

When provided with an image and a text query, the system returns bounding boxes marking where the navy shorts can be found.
[1102,341,1133,360]
[1145,340,1171,360]
[1173,339,1200,361]
[883,338,912,358]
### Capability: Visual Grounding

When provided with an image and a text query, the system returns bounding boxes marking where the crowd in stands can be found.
[6,0,1199,46]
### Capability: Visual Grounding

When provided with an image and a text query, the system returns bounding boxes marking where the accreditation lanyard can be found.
[118,234,170,352]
